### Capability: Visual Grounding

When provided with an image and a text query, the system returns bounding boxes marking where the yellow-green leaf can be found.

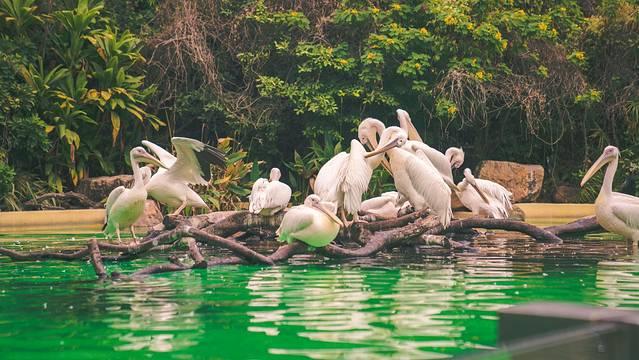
[111,112,121,145]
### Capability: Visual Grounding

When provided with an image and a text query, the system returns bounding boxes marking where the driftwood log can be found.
[0,209,605,280]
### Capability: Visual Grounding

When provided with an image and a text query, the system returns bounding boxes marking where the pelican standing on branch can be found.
[382,127,453,228]
[581,146,639,245]
[314,127,407,224]
[142,137,227,215]
[248,168,292,216]
[360,191,411,220]
[457,168,512,219]
[104,147,166,242]
[277,195,344,247]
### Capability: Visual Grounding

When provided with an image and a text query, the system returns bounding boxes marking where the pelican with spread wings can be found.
[142,137,226,215]
[581,146,639,245]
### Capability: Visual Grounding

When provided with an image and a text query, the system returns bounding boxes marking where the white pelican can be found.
[104,147,166,242]
[248,167,292,216]
[276,194,344,247]
[360,191,411,219]
[445,147,465,169]
[581,146,639,244]
[358,113,459,185]
[382,128,453,228]
[457,168,513,219]
[142,137,226,215]
[314,127,407,223]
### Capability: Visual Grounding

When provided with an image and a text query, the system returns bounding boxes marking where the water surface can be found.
[1,232,638,359]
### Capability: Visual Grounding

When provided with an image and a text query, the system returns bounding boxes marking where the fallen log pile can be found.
[0,209,601,280]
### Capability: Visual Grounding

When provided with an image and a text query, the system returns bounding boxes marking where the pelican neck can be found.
[130,154,144,189]
[600,156,618,196]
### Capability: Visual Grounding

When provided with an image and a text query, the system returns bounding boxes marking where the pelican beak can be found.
[365,136,400,158]
[469,180,490,204]
[581,152,611,187]
[443,177,461,193]
[314,203,344,227]
[136,152,168,169]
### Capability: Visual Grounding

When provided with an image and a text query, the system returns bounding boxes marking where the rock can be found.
[552,185,580,203]
[133,200,164,231]
[476,160,544,202]
[76,175,134,202]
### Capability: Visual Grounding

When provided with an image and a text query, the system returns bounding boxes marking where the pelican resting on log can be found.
[382,127,453,228]
[248,168,292,216]
[314,127,407,224]
[581,146,639,245]
[360,191,411,220]
[142,137,227,215]
[104,147,166,242]
[457,168,513,219]
[276,194,344,247]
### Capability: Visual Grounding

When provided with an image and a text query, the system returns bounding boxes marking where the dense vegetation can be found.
[1,0,638,209]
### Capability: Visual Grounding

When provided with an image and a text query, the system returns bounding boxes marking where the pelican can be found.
[248,167,292,216]
[445,147,465,169]
[382,128,453,227]
[358,113,459,185]
[104,147,166,242]
[314,127,407,224]
[457,168,513,219]
[142,137,226,215]
[276,194,344,247]
[360,191,411,219]
[581,146,639,244]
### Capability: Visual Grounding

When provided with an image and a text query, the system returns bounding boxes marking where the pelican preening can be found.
[143,137,227,215]
[104,147,166,242]
[248,168,292,216]
[445,147,465,169]
[382,127,454,227]
[276,195,344,247]
[457,168,513,219]
[314,127,408,224]
[581,146,639,244]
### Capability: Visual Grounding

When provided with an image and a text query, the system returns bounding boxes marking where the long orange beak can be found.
[314,203,344,227]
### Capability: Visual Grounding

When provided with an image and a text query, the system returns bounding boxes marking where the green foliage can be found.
[0,0,160,193]
[0,161,15,199]
[202,138,254,211]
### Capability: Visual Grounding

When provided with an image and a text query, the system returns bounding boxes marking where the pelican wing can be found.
[611,197,639,231]
[276,206,314,242]
[476,178,513,211]
[341,140,373,214]
[408,141,454,183]
[104,186,126,223]
[141,140,177,175]
[314,152,349,203]
[405,153,452,226]
[262,181,292,211]
[165,137,227,185]
[360,195,394,212]
[248,178,268,213]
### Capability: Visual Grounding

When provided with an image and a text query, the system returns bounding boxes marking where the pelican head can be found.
[358,117,385,151]
[364,126,408,158]
[446,147,465,169]
[304,194,344,227]
[463,168,490,203]
[581,146,620,187]
[269,167,281,181]
[130,147,167,168]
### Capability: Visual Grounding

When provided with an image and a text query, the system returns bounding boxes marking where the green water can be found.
[1,233,639,359]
